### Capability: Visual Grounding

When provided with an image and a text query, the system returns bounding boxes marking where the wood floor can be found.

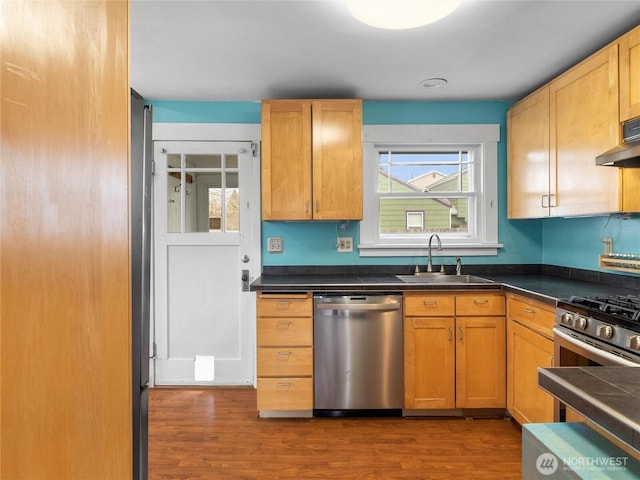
[149,388,523,479]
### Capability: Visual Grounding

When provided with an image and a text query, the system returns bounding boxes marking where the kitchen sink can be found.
[395,274,494,284]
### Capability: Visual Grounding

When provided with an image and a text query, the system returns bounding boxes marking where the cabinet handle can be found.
[549,194,557,208]
[449,327,453,341]
[316,200,320,213]
[305,201,310,214]
[276,301,291,308]
[277,321,292,328]
[473,299,488,304]
[541,195,548,208]
[423,300,438,306]
[550,356,555,367]
[276,383,292,389]
[277,351,292,357]
[459,327,464,341]
[523,307,535,314]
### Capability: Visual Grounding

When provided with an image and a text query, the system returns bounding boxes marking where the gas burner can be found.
[565,295,640,322]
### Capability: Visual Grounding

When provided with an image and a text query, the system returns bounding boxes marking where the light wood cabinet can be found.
[261,99,363,221]
[619,25,640,122]
[507,87,550,219]
[256,293,313,415]
[508,26,640,218]
[506,294,555,425]
[404,292,506,410]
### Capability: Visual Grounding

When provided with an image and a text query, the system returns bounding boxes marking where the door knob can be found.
[241,255,250,263]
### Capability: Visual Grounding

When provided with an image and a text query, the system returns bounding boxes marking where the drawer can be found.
[257,294,312,317]
[507,295,555,338]
[257,317,312,346]
[404,294,455,316]
[257,347,313,377]
[257,377,313,411]
[456,294,505,316]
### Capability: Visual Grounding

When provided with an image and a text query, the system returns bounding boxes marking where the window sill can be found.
[357,242,503,257]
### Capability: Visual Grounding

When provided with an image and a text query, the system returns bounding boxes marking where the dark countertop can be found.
[538,367,640,451]
[251,270,640,305]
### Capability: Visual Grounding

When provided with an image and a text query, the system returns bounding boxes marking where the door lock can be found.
[241,269,250,291]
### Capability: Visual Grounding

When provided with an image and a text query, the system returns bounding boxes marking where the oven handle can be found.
[553,327,640,367]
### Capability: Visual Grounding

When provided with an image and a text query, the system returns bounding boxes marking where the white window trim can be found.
[359,124,503,257]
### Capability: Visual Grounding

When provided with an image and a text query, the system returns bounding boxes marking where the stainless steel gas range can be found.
[554,294,640,368]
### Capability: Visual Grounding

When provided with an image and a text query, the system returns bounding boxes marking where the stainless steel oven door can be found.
[552,325,639,421]
[554,326,640,368]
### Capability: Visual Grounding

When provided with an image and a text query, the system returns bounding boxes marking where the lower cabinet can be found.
[506,294,555,424]
[256,292,313,416]
[404,292,506,410]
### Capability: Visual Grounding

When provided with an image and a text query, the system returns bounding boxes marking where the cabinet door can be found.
[619,25,640,122]
[507,320,555,424]
[261,100,312,220]
[311,100,363,220]
[404,317,455,409]
[507,86,551,219]
[550,44,620,216]
[456,316,506,408]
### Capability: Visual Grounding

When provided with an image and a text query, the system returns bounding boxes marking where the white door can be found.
[153,141,259,385]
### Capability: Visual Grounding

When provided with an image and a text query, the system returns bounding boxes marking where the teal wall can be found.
[149,100,640,273]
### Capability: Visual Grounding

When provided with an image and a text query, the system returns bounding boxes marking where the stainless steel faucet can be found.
[455,257,462,275]
[427,234,442,272]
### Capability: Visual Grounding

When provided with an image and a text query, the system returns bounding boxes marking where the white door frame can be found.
[150,123,261,387]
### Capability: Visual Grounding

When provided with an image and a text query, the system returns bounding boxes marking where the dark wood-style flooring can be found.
[149,388,522,479]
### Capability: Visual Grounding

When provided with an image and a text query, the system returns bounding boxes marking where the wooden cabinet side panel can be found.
[550,45,621,216]
[404,317,455,409]
[1,2,132,478]
[619,25,640,122]
[312,100,363,220]
[261,100,312,220]
[456,317,506,408]
[507,87,551,219]
[507,320,555,425]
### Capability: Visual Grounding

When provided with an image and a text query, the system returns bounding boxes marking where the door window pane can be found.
[166,152,240,233]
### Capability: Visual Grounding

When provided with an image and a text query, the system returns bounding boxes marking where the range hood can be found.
[596,117,640,167]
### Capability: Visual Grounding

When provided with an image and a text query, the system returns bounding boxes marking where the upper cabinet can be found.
[508,25,640,219]
[261,99,363,221]
[550,44,620,217]
[619,25,640,122]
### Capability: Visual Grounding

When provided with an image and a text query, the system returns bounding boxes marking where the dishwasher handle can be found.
[316,301,401,312]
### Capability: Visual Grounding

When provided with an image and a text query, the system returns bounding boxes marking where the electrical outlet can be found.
[337,237,353,253]
[267,237,283,253]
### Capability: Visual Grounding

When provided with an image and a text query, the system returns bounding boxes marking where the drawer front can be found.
[257,317,312,346]
[507,295,555,338]
[257,295,312,317]
[257,347,313,377]
[257,377,313,411]
[404,294,455,316]
[456,294,505,316]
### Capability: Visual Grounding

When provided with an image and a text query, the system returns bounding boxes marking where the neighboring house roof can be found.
[407,171,446,191]
[377,170,453,208]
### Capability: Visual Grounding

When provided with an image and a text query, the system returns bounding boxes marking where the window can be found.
[360,125,502,256]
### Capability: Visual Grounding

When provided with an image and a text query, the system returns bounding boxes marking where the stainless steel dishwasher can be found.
[313,294,403,417]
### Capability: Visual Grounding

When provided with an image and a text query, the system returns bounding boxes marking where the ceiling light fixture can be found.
[420,78,448,88]
[346,0,460,30]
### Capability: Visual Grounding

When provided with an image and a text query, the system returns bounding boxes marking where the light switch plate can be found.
[337,237,353,253]
[267,237,283,253]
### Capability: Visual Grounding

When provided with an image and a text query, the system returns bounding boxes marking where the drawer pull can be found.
[423,300,438,306]
[523,307,536,314]
[277,351,292,357]
[277,321,292,328]
[276,301,292,308]
[473,299,488,304]
[276,383,292,389]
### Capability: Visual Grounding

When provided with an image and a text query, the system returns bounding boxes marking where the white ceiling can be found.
[131,0,640,102]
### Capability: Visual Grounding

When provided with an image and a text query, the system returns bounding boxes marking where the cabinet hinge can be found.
[151,161,156,175]
[251,142,258,157]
